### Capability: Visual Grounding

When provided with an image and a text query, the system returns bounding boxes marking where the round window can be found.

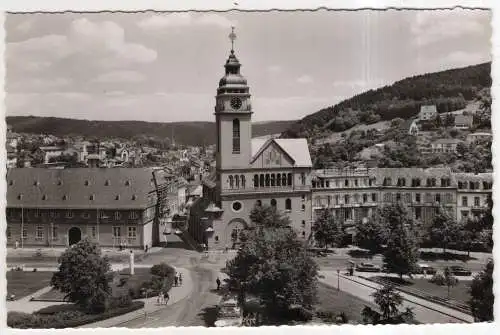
[232,201,243,212]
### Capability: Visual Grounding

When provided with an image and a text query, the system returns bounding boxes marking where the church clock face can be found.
[230,97,242,110]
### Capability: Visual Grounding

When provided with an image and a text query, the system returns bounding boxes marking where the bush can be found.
[109,294,133,309]
[150,263,175,278]
[118,277,128,287]
[35,304,81,315]
[316,310,349,324]
[429,273,446,286]
[8,301,145,329]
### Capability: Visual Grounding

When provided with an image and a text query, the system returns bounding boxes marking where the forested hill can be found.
[282,62,491,138]
[6,116,295,147]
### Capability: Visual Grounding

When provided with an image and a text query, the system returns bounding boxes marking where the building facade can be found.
[6,168,165,249]
[195,33,313,250]
[455,173,493,222]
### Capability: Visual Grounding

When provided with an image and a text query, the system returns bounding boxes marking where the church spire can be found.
[229,26,237,54]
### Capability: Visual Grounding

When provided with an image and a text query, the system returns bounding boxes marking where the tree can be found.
[443,267,458,299]
[469,260,493,322]
[312,209,344,250]
[353,212,387,254]
[51,239,112,314]
[361,284,414,324]
[427,207,459,253]
[381,204,419,279]
[226,205,318,324]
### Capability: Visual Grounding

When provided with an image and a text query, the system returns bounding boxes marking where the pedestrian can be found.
[14,240,19,249]
[157,293,161,305]
[174,274,178,287]
[216,277,221,290]
[179,272,183,286]
[145,245,149,253]
[164,292,170,305]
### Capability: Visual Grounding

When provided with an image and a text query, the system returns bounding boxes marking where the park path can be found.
[319,270,474,324]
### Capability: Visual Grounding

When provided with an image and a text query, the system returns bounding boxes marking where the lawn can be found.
[36,267,156,302]
[7,271,54,300]
[371,276,472,305]
[315,282,376,324]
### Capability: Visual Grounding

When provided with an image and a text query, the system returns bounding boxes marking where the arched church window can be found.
[271,174,276,186]
[287,173,293,186]
[254,175,259,187]
[235,175,240,188]
[260,174,265,187]
[285,198,292,211]
[270,199,277,208]
[282,174,287,186]
[265,174,270,187]
[232,119,240,153]
[241,175,246,188]
[229,175,234,189]
[277,173,281,186]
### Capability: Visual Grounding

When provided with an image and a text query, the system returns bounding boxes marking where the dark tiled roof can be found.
[7,168,158,209]
[453,172,492,183]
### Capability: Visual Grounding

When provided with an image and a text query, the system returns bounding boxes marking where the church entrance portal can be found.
[68,227,82,246]
[225,218,247,249]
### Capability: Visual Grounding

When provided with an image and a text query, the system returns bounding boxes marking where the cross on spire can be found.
[229,26,237,53]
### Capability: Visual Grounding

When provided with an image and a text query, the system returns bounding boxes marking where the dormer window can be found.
[62,195,68,201]
[84,180,89,186]
[34,181,39,186]
[89,195,95,201]
[17,194,23,200]
[125,180,130,186]
[131,195,137,200]
[105,180,110,186]
[57,180,63,186]
[42,195,47,200]
[9,180,14,186]
[115,195,120,200]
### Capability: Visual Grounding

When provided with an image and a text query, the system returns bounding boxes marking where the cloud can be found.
[411,10,488,47]
[16,20,33,33]
[7,18,157,75]
[94,70,146,83]
[296,75,313,84]
[137,13,234,31]
[267,65,282,74]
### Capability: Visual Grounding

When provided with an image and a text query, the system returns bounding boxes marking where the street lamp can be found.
[337,269,340,291]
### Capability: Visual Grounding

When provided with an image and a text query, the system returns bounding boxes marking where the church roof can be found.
[251,138,312,167]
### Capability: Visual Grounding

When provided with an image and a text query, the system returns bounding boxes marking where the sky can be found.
[5,9,492,123]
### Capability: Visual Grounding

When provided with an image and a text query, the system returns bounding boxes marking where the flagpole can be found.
[21,207,24,249]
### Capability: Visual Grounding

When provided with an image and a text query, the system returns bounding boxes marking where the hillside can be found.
[6,117,295,147]
[283,62,491,138]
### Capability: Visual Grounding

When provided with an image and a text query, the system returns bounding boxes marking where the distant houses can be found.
[454,114,474,130]
[418,105,438,121]
[430,138,462,153]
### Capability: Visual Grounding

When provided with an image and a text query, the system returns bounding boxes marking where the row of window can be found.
[254,197,306,212]
[228,175,246,189]
[253,173,306,188]
[6,209,139,220]
[461,196,483,207]
[383,177,451,187]
[16,194,138,201]
[383,192,453,204]
[315,193,378,206]
[15,180,134,187]
[313,178,375,189]
[458,181,493,190]
[6,225,138,240]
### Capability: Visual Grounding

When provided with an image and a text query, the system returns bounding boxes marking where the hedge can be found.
[8,300,144,329]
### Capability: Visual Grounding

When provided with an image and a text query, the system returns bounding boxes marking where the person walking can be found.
[179,272,183,286]
[157,293,161,305]
[216,277,221,291]
[174,274,178,287]
[164,292,170,305]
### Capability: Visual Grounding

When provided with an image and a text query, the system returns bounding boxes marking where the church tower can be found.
[215,27,253,171]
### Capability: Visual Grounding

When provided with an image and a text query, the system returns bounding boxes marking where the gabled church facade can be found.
[195,29,314,250]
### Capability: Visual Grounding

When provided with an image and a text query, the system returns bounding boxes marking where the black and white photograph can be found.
[3,4,495,330]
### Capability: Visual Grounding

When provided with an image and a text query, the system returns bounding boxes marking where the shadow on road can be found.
[198,306,219,327]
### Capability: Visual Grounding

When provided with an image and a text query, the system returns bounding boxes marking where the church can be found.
[189,29,313,250]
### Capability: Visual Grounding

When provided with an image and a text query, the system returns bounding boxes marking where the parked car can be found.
[355,262,380,272]
[214,296,242,327]
[450,266,472,276]
[415,263,437,275]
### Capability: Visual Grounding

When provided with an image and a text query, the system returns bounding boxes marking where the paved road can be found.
[115,265,221,328]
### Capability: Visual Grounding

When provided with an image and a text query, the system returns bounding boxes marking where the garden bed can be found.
[7,301,145,329]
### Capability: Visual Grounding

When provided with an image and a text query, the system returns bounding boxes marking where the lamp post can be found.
[337,269,340,291]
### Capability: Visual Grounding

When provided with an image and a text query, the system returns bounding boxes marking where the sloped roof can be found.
[454,114,473,124]
[419,105,437,115]
[251,138,312,167]
[7,168,158,209]
[432,138,462,145]
[453,172,492,183]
